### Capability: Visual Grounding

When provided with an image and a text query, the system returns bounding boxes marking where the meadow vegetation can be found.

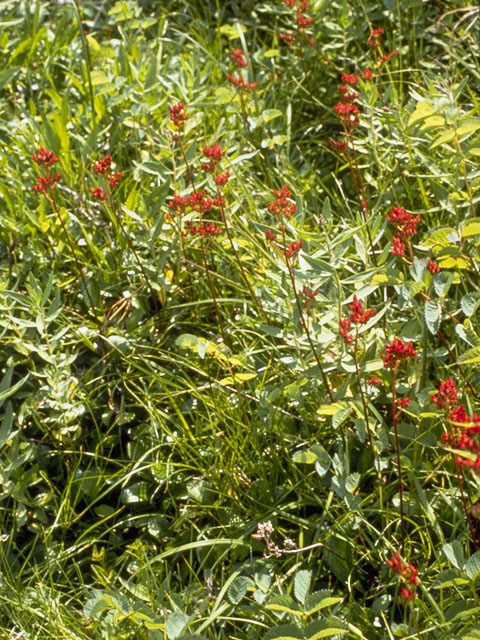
[2,0,480,637]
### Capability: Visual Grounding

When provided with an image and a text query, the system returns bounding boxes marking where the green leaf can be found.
[407,100,436,128]
[442,541,465,569]
[465,552,480,580]
[293,449,318,464]
[461,294,480,317]
[457,117,480,136]
[458,346,480,365]
[430,129,455,149]
[459,627,480,640]
[266,595,303,616]
[294,569,312,605]
[322,197,331,220]
[0,402,15,446]
[263,623,303,640]
[421,226,458,250]
[304,617,347,639]
[166,612,190,639]
[228,576,254,604]
[433,569,470,589]
[461,220,480,238]
[424,300,441,334]
[305,590,343,616]
[219,373,257,385]
[262,109,282,123]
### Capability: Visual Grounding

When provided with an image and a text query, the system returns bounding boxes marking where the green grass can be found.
[1,0,480,638]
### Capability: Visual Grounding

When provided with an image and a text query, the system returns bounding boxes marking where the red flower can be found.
[427,258,440,274]
[226,74,257,91]
[33,172,61,193]
[333,102,360,127]
[268,185,297,218]
[108,171,123,188]
[285,239,304,259]
[397,397,411,408]
[186,220,222,237]
[230,48,247,67]
[265,229,278,242]
[297,14,312,27]
[341,73,359,85]
[94,155,112,175]
[381,338,416,369]
[379,50,398,63]
[32,148,59,166]
[399,587,417,601]
[280,33,295,43]
[215,171,230,185]
[361,67,374,81]
[431,378,458,409]
[339,318,352,344]
[168,194,188,213]
[391,235,405,256]
[89,186,108,200]
[349,295,377,324]
[366,375,381,385]
[203,142,225,163]
[367,27,384,47]
[387,207,420,237]
[170,102,188,128]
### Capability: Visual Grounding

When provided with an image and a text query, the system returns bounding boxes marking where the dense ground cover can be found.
[2,0,480,637]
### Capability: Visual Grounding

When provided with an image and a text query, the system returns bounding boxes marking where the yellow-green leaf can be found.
[457,117,480,136]
[420,115,445,130]
[407,100,436,128]
[462,221,480,238]
[430,129,455,149]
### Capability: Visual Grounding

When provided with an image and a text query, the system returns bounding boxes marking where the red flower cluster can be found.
[341,73,359,85]
[226,74,257,92]
[202,142,226,174]
[33,148,59,166]
[230,48,247,68]
[285,239,304,259]
[300,285,318,309]
[297,14,312,26]
[265,229,278,241]
[339,295,376,344]
[397,397,411,408]
[279,33,295,43]
[170,102,188,128]
[427,258,440,274]
[329,139,347,152]
[349,295,377,324]
[381,338,416,369]
[186,220,222,237]
[268,185,297,218]
[442,410,480,469]
[89,186,108,201]
[333,102,360,127]
[361,67,374,81]
[168,194,188,213]
[281,0,313,46]
[339,318,352,344]
[367,375,382,385]
[215,171,230,185]
[387,207,420,257]
[108,171,123,188]
[94,155,112,174]
[387,551,419,601]
[189,190,224,212]
[33,172,61,193]
[379,50,398,64]
[431,378,458,409]
[367,27,384,48]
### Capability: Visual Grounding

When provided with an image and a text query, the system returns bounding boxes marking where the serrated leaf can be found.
[266,595,303,616]
[442,541,465,569]
[294,570,312,605]
[409,257,428,282]
[433,569,470,589]
[457,117,480,136]
[263,623,303,640]
[166,612,190,639]
[424,300,441,334]
[461,295,480,317]
[407,100,436,128]
[305,590,343,616]
[437,255,470,269]
[228,576,254,604]
[466,552,480,580]
[421,226,458,250]
[304,617,347,639]
[430,129,455,149]
[332,406,351,429]
[462,220,480,237]
[458,346,480,365]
